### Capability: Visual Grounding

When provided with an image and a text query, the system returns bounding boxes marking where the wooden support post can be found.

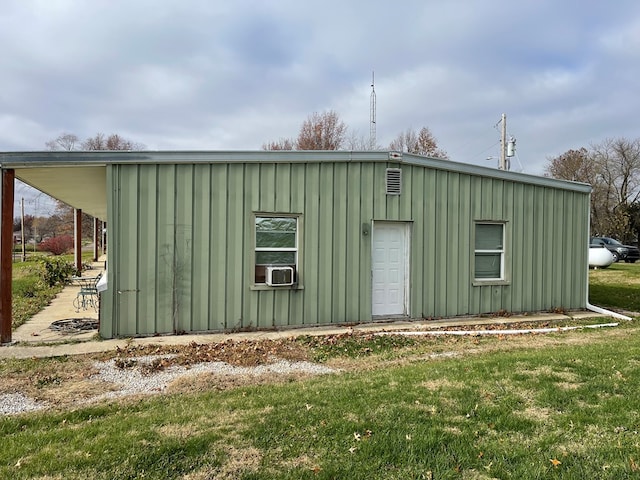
[93,217,99,262]
[1,169,15,344]
[74,208,82,272]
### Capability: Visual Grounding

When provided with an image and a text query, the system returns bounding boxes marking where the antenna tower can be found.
[370,71,376,149]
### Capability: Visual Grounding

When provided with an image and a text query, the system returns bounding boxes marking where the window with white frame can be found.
[254,215,298,285]
[474,222,505,281]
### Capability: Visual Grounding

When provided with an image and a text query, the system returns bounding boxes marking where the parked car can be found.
[590,237,640,263]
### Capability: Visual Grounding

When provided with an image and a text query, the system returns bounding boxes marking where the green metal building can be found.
[1,150,591,339]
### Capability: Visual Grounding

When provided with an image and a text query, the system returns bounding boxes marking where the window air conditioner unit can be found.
[266,266,294,286]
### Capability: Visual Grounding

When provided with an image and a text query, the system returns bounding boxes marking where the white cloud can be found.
[0,0,639,178]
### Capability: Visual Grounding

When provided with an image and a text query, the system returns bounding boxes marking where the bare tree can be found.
[47,132,144,151]
[545,147,611,236]
[389,126,448,158]
[82,133,145,151]
[45,133,80,151]
[43,132,144,242]
[296,110,347,150]
[262,138,295,151]
[345,130,378,150]
[545,138,640,242]
[627,202,640,244]
[593,138,640,207]
[591,138,640,241]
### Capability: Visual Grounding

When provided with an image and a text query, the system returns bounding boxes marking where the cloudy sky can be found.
[3,0,640,211]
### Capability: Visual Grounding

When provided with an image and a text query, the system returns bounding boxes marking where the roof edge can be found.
[0,150,591,193]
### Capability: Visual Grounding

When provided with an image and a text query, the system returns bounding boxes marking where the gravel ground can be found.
[0,393,48,416]
[91,355,336,400]
[1,355,337,416]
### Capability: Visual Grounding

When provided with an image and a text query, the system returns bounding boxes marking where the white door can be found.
[372,222,409,316]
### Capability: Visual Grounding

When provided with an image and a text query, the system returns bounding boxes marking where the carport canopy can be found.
[0,151,112,344]
[1,151,110,220]
[15,165,107,219]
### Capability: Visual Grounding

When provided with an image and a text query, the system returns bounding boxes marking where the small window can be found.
[474,223,505,281]
[255,215,298,285]
[386,168,402,195]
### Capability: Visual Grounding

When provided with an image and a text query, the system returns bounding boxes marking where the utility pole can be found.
[498,113,516,171]
[20,198,25,262]
[499,113,507,170]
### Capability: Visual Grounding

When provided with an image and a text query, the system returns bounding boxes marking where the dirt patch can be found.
[0,340,337,415]
[516,406,554,422]
[182,445,262,480]
[420,378,466,391]
[1,320,636,416]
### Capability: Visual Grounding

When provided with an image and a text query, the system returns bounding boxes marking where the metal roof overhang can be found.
[16,165,107,220]
[0,151,112,220]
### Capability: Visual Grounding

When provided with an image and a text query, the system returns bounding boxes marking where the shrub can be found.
[37,256,78,287]
[39,235,74,255]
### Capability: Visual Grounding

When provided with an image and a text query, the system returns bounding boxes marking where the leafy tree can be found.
[544,147,593,182]
[389,127,448,158]
[264,112,446,156]
[296,110,347,150]
[263,111,347,151]
[544,147,609,236]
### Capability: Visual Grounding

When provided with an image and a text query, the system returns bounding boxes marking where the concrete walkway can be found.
[0,258,628,359]
[1,312,604,360]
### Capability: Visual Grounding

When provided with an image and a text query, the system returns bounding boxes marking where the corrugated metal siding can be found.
[101,160,589,337]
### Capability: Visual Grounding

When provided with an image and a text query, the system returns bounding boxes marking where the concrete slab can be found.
[11,260,104,344]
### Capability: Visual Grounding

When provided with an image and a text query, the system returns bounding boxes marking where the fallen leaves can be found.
[112,338,310,370]
[349,430,373,453]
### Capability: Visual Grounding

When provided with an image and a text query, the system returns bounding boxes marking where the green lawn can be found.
[11,261,63,330]
[1,326,640,479]
[0,261,638,478]
[589,262,640,312]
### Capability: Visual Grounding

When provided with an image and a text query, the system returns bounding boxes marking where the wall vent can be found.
[385,168,402,195]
